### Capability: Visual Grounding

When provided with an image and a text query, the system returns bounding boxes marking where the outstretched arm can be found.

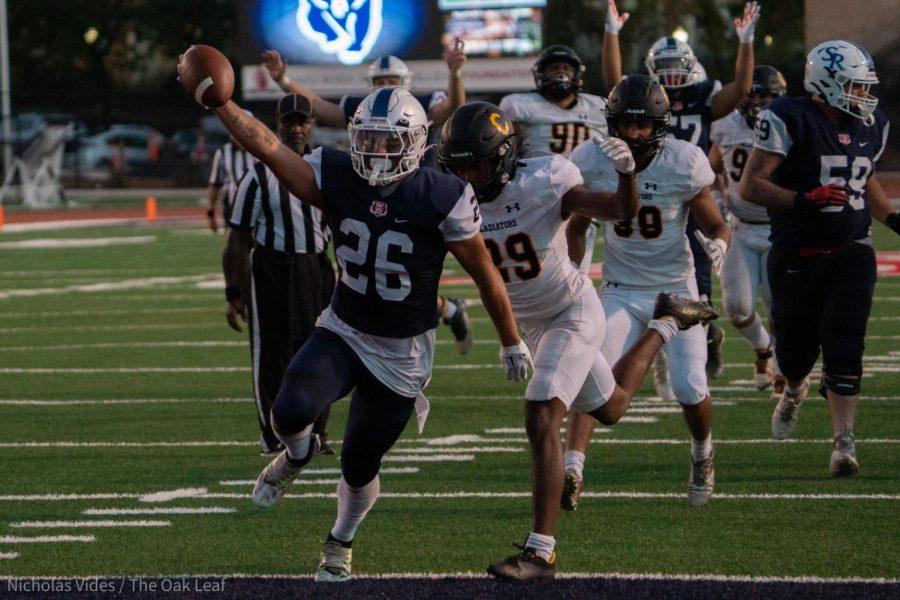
[710,1,759,120]
[602,0,628,92]
[447,234,520,348]
[261,49,348,128]
[427,38,467,127]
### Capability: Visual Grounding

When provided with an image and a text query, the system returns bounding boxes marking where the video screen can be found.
[442,7,543,58]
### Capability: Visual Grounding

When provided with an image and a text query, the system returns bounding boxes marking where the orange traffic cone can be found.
[146,197,158,221]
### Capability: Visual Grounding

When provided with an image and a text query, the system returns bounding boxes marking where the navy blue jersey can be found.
[309,147,479,338]
[755,96,890,247]
[666,79,721,153]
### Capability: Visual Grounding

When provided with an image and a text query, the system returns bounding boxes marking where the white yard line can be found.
[0,341,244,352]
[0,553,17,559]
[9,521,170,528]
[0,307,212,319]
[0,367,250,374]
[0,398,250,406]
[0,274,217,300]
[83,508,234,516]
[0,535,94,543]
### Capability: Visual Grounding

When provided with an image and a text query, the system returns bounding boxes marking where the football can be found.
[177,45,234,109]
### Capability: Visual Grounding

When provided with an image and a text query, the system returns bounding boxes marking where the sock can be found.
[330,476,380,543]
[525,532,556,562]
[649,318,679,343]
[443,299,458,320]
[785,380,806,395]
[691,433,713,462]
[564,450,585,479]
[738,313,770,350]
[276,424,313,465]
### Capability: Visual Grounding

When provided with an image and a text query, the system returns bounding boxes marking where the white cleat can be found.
[771,379,809,440]
[688,448,715,507]
[315,539,353,582]
[252,437,319,508]
[830,430,859,477]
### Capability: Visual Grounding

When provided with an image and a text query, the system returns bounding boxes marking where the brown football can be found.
[178,45,234,108]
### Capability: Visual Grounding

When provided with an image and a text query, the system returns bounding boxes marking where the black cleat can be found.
[652,293,719,331]
[487,545,557,581]
[443,297,473,355]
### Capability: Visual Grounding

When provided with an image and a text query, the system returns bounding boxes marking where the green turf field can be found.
[0,221,897,581]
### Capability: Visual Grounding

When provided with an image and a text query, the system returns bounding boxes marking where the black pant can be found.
[249,246,335,451]
[768,242,876,385]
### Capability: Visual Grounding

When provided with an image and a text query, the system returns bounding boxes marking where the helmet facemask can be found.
[645,37,698,90]
[533,61,583,101]
[349,124,427,186]
[607,116,668,162]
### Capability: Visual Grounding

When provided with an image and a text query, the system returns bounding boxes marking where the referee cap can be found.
[276,94,313,120]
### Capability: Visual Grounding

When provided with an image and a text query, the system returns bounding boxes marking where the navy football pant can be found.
[272,327,416,487]
[768,243,876,387]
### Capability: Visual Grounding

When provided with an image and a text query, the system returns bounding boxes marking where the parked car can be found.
[172,115,231,162]
[73,124,165,170]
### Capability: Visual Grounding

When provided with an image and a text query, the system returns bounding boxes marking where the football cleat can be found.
[771,374,786,400]
[252,436,319,508]
[561,470,584,511]
[771,379,809,440]
[688,448,715,507]
[652,293,719,331]
[754,349,775,391]
[315,538,353,582]
[830,429,859,477]
[706,323,726,380]
[653,351,676,402]
[443,297,473,355]
[487,544,557,581]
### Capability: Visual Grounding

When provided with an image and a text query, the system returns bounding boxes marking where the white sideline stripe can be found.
[0,274,216,300]
[0,553,17,559]
[1,438,899,450]
[0,367,250,374]
[0,535,94,543]
[139,488,208,503]
[9,520,170,528]
[0,341,245,352]
[0,571,895,585]
[0,398,250,406]
[0,236,156,250]
[83,507,235,515]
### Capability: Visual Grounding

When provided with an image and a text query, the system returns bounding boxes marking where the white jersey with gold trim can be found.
[499,92,608,158]
[479,155,592,322]
[570,135,715,288]
[710,111,769,224]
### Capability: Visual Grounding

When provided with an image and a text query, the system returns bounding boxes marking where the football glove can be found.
[734,1,761,43]
[794,184,848,210]
[595,137,635,176]
[693,230,728,277]
[499,341,533,382]
[605,0,630,34]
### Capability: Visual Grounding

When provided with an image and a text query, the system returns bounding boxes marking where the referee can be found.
[206,117,256,233]
[223,94,336,456]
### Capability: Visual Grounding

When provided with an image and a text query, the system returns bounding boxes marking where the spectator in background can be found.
[222,94,335,456]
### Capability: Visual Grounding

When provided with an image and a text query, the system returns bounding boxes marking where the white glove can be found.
[499,341,533,382]
[734,1,761,43]
[694,230,728,277]
[605,0,630,34]
[595,137,635,176]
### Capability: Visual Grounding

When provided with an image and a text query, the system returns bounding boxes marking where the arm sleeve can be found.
[753,108,792,156]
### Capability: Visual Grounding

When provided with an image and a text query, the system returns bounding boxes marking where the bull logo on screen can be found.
[297,0,383,65]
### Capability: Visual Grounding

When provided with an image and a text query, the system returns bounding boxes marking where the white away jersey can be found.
[710,111,769,224]
[570,136,715,287]
[499,92,607,158]
[479,155,592,322]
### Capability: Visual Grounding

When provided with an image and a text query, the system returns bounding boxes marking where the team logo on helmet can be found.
[297,0,383,65]
[370,200,388,217]
[490,113,510,135]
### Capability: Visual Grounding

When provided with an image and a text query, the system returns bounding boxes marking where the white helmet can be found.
[348,88,431,186]
[804,40,878,122]
[368,55,412,89]
[689,62,707,84]
[645,36,698,89]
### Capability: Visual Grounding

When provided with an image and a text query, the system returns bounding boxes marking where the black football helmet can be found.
[438,102,519,203]
[532,45,585,101]
[606,74,671,162]
[739,65,787,128]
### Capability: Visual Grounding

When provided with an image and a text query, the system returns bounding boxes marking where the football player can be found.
[741,40,896,476]
[263,47,475,354]
[601,0,760,389]
[569,75,731,508]
[439,101,719,580]
[180,61,531,580]
[709,66,787,396]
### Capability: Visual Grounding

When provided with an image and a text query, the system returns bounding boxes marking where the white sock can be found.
[737,313,770,350]
[563,451,585,479]
[691,433,713,462]
[443,299,458,319]
[648,318,680,343]
[330,476,380,543]
[276,424,313,463]
[525,532,556,562]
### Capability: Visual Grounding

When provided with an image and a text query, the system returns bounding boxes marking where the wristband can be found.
[276,74,291,90]
[206,209,215,218]
[225,286,241,302]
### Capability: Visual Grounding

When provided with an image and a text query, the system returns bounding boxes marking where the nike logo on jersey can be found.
[786,269,802,274]
[394,218,410,223]
[859,141,869,147]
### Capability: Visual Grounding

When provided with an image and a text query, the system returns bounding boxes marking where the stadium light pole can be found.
[0,0,11,175]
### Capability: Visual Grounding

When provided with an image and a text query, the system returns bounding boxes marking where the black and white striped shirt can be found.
[208,142,255,203]
[228,162,330,254]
